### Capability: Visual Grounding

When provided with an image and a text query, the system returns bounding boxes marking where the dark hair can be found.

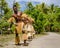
[13,5,17,8]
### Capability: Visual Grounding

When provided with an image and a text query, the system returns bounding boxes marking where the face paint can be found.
[13,7,18,14]
[14,10,18,14]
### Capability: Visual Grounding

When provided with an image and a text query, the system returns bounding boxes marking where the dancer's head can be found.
[13,5,18,14]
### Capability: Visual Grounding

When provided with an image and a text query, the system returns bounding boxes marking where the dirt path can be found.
[29,32,60,48]
[0,32,60,48]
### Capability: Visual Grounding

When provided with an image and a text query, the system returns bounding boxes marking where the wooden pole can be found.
[13,0,16,5]
[1,0,3,17]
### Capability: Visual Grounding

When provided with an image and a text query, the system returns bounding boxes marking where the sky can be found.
[6,0,60,11]
[6,0,60,6]
[13,0,60,5]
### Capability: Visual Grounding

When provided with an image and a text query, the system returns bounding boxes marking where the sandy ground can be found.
[0,32,60,48]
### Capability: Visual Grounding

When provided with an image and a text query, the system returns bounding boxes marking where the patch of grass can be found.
[0,34,14,46]
[54,32,60,34]
[35,32,48,38]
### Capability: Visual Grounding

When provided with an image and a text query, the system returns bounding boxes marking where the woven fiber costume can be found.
[8,12,34,45]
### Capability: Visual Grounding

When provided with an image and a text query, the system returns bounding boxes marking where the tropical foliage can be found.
[0,0,60,34]
[24,2,60,33]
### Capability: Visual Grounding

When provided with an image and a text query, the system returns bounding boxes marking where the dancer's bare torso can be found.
[8,12,34,34]
[12,12,23,23]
